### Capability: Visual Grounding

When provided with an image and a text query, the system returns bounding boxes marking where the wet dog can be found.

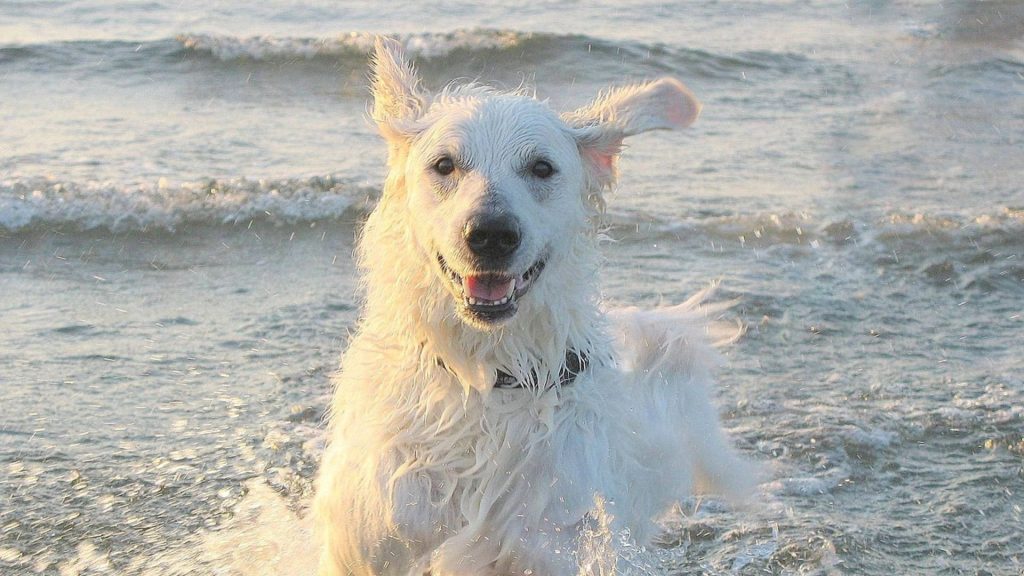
[314,37,754,576]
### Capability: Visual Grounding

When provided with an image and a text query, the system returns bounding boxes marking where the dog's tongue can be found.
[464,275,514,301]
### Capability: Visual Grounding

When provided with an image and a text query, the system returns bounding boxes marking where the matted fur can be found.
[313,37,755,576]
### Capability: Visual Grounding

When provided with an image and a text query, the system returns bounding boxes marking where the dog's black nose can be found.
[464,214,521,260]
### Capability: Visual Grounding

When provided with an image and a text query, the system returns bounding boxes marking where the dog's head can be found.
[369,38,700,330]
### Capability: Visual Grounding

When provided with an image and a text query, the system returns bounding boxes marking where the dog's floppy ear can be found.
[564,78,700,193]
[370,37,427,139]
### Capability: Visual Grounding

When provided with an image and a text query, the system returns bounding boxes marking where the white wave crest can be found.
[177,29,528,61]
[0,176,375,233]
[603,207,1024,249]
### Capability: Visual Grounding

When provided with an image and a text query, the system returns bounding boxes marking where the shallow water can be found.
[2,1,1023,574]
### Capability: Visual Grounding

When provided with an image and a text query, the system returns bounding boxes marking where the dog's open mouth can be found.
[437,254,546,324]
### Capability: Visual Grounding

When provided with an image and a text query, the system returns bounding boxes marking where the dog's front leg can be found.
[316,444,439,576]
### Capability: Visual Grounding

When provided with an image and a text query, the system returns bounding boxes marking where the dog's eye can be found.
[433,156,455,176]
[531,160,555,179]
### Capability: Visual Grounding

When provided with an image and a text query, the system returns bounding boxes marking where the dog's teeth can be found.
[466,296,512,307]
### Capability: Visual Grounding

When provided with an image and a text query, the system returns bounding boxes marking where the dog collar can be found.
[493,350,589,390]
[435,350,589,390]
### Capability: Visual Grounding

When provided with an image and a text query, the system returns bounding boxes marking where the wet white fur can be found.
[314,38,754,576]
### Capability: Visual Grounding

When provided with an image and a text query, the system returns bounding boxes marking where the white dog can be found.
[313,38,754,576]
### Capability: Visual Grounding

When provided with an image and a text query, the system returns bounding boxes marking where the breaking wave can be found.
[0,29,820,81]
[0,175,376,233]
[173,30,816,80]
[177,29,526,61]
[604,207,1024,249]
[4,175,1022,275]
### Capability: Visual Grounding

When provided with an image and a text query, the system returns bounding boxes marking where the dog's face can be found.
[369,38,700,330]
[404,95,586,327]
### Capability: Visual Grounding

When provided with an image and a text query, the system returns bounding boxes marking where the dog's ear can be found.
[564,78,700,192]
[370,37,427,139]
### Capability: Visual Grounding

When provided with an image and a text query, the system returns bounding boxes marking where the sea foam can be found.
[0,175,374,233]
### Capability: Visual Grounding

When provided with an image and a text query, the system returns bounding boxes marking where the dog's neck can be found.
[357,195,609,393]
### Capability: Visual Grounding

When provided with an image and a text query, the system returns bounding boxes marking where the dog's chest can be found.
[386,385,605,540]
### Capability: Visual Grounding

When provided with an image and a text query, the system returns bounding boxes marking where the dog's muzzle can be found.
[437,254,546,325]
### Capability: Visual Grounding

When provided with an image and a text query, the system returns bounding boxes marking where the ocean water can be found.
[2,1,1023,574]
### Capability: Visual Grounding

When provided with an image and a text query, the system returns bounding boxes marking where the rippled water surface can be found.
[1,1,1022,574]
